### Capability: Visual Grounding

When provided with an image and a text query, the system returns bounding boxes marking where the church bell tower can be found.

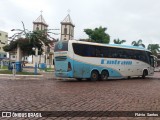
[33,12,48,31]
[61,14,75,40]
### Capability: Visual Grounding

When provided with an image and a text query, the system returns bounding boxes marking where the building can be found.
[33,14,48,31]
[0,30,8,59]
[32,14,54,66]
[61,14,75,40]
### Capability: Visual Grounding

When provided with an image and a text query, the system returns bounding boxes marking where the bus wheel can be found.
[101,70,109,80]
[142,70,148,79]
[91,70,99,81]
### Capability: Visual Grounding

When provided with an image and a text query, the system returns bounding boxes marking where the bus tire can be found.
[142,70,148,79]
[91,70,99,81]
[101,70,109,80]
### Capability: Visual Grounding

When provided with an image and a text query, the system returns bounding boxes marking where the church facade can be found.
[32,14,53,66]
[31,13,75,66]
[60,14,75,40]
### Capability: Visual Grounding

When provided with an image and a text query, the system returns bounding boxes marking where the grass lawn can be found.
[39,67,54,72]
[0,70,41,75]
[0,66,8,69]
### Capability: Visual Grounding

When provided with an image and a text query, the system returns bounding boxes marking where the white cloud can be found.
[0,0,159,46]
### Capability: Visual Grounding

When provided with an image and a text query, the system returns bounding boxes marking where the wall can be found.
[0,30,8,58]
[61,24,74,40]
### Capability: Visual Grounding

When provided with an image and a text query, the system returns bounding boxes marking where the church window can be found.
[36,27,39,30]
[64,28,67,34]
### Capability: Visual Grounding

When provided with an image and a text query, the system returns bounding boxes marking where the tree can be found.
[147,44,160,56]
[113,38,126,44]
[3,28,57,56]
[131,39,145,48]
[84,26,110,43]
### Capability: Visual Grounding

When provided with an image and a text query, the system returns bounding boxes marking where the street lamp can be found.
[32,47,38,75]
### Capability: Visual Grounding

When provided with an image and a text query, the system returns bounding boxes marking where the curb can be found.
[0,74,44,80]
[0,77,42,80]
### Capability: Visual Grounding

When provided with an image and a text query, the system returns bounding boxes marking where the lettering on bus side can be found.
[101,59,132,65]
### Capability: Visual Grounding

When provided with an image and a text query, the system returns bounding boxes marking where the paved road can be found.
[0,72,160,120]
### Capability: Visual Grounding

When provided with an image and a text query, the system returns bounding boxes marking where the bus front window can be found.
[54,41,68,52]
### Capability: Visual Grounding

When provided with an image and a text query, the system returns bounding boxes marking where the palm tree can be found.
[113,38,126,44]
[147,44,160,56]
[131,39,145,48]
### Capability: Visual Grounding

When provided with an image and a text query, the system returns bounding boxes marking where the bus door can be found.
[73,58,91,78]
[54,41,69,74]
[55,56,68,72]
[73,59,84,78]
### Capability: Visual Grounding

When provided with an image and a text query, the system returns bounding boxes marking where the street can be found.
[0,72,160,120]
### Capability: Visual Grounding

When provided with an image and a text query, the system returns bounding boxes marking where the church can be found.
[9,13,75,68]
[33,13,75,40]
[60,14,75,40]
[32,13,75,66]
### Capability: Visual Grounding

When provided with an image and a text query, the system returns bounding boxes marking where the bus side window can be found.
[101,47,108,58]
[88,45,96,57]
[95,47,103,57]
[111,48,118,58]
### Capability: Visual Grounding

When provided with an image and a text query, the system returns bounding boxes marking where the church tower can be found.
[61,14,75,40]
[32,13,49,65]
[33,13,48,31]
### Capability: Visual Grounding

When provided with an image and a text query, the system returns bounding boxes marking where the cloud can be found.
[0,0,159,46]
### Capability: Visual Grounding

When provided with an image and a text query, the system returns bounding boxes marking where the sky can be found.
[0,0,160,47]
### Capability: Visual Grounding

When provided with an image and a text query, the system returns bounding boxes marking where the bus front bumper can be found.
[55,71,73,78]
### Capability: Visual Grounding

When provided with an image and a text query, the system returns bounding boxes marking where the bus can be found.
[54,40,155,81]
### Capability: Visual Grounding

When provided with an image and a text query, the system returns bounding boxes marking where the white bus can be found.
[54,40,155,81]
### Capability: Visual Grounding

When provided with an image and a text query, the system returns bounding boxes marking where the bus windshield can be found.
[54,41,68,52]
